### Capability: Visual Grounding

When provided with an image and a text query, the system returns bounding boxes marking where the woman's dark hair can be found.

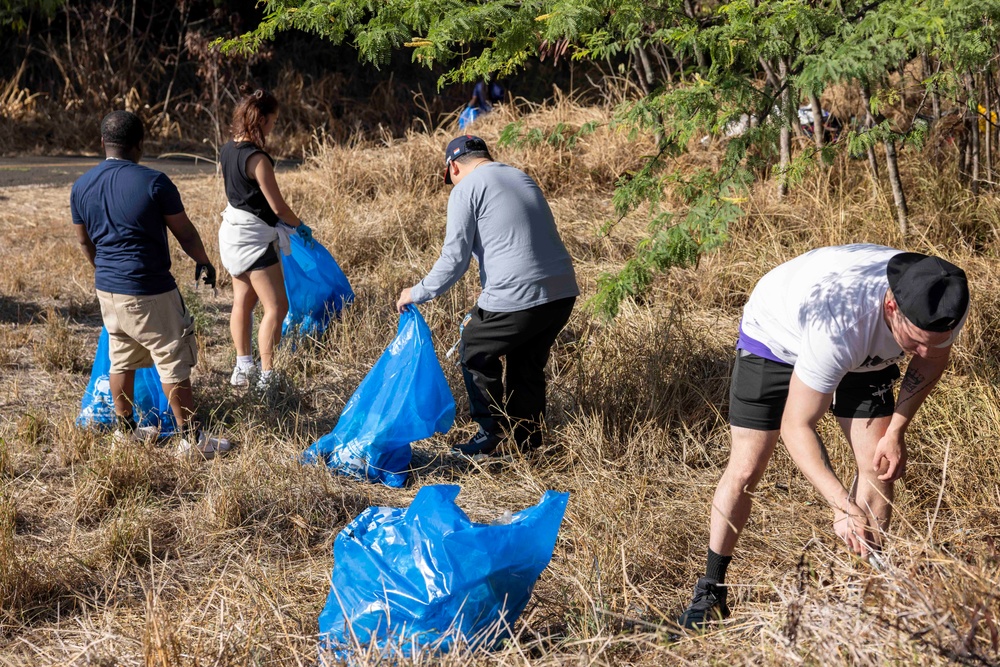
[231,84,279,148]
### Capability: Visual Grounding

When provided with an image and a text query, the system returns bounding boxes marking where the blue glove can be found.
[296,222,315,248]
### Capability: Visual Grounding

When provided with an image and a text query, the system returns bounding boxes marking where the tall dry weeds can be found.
[0,98,997,666]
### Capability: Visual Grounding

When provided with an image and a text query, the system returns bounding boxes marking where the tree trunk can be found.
[965,72,981,196]
[859,84,880,199]
[631,52,651,96]
[985,68,994,186]
[866,147,881,201]
[994,68,1000,181]
[778,58,792,199]
[980,68,993,184]
[683,0,706,68]
[809,90,824,165]
[862,82,907,234]
[652,44,673,83]
[959,129,970,182]
[923,53,941,120]
[883,139,909,236]
[636,46,656,89]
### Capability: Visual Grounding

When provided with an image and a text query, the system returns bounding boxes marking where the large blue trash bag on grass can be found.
[302,306,454,487]
[318,485,569,661]
[281,234,354,338]
[76,327,177,435]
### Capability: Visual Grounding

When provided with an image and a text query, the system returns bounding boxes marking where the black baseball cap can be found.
[887,252,969,332]
[444,135,490,184]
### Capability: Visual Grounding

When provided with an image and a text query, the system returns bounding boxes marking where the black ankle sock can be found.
[116,413,136,432]
[706,549,732,584]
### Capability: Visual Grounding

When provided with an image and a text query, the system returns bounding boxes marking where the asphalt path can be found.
[0,154,300,188]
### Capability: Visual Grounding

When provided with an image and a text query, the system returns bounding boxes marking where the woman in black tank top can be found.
[220,85,311,390]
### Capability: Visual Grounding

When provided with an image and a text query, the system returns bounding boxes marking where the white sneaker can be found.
[110,425,160,447]
[230,363,258,387]
[176,431,233,461]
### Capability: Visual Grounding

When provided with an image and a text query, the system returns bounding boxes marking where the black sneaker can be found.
[452,429,503,456]
[677,577,730,631]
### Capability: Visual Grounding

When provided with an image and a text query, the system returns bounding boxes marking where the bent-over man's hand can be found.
[196,262,217,289]
[872,430,907,482]
[396,287,413,314]
[833,500,871,557]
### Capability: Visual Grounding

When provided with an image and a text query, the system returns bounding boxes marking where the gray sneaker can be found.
[230,363,258,387]
[677,577,730,631]
[255,369,281,393]
[176,431,233,461]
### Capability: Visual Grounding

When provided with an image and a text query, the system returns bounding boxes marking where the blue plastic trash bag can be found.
[458,105,480,130]
[76,327,176,435]
[303,307,454,487]
[318,485,569,660]
[281,234,354,338]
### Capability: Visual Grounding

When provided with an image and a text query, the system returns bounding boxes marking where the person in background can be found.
[470,80,505,114]
[459,80,506,131]
[218,84,314,391]
[396,135,579,456]
[72,110,231,460]
[677,245,970,631]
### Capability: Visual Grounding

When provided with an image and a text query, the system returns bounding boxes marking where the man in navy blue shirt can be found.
[72,110,230,460]
[470,80,505,113]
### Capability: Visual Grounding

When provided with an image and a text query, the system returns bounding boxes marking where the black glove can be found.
[195,262,217,289]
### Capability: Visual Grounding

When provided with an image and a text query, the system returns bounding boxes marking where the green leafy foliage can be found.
[1,0,63,32]
[222,0,1000,317]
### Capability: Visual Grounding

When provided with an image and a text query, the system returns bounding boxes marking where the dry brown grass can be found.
[0,98,998,666]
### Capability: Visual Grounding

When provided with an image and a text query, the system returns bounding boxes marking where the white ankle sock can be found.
[236,355,254,369]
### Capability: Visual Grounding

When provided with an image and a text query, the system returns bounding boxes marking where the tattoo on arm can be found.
[899,367,927,395]
[896,366,941,410]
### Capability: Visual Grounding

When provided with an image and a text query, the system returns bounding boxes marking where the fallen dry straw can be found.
[0,98,998,666]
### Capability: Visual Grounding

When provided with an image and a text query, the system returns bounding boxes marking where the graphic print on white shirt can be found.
[739,244,964,394]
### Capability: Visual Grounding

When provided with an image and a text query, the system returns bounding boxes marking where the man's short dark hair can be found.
[101,110,144,149]
[454,150,491,164]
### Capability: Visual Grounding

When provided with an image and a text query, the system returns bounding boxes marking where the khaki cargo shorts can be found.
[96,288,198,384]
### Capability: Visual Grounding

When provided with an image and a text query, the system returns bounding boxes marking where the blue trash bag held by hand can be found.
[318,485,569,660]
[76,327,177,435]
[281,234,354,338]
[457,105,480,130]
[303,307,455,487]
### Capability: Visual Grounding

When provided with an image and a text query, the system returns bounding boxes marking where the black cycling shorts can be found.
[728,350,900,431]
[243,242,280,273]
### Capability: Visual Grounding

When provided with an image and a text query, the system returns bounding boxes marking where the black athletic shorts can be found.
[728,350,900,431]
[244,242,280,273]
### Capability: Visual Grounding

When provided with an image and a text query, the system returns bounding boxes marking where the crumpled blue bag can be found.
[76,327,177,435]
[281,234,354,338]
[458,105,481,130]
[302,306,455,487]
[318,485,569,660]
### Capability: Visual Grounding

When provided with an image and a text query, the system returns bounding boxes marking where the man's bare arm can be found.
[75,224,96,267]
[781,374,844,504]
[892,348,952,423]
[781,372,870,555]
[164,211,212,266]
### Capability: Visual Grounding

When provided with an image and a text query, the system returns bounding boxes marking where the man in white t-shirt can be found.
[678,244,970,630]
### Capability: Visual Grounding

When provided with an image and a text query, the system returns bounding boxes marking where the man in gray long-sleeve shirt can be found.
[397,135,579,456]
